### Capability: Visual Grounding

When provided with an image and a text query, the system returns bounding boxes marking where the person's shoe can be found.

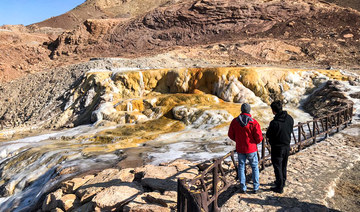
[239,189,247,194]
[271,181,286,187]
[253,189,261,194]
[270,187,283,194]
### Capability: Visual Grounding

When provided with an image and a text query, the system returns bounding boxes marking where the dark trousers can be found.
[271,146,290,190]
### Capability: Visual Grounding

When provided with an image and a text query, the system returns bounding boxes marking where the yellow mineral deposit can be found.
[57,67,348,151]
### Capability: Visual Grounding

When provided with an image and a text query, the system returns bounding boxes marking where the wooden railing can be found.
[177,104,353,212]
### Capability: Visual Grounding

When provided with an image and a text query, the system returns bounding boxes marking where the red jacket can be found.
[228,113,263,154]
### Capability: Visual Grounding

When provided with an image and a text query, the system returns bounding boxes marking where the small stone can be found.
[343,34,353,38]
[50,208,64,212]
[59,194,79,211]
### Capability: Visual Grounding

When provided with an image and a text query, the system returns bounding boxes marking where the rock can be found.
[76,168,129,203]
[117,168,135,183]
[160,159,195,171]
[349,92,360,99]
[123,191,176,212]
[91,182,143,209]
[59,194,79,212]
[42,193,58,211]
[124,204,171,212]
[61,175,94,194]
[166,70,191,93]
[146,191,177,208]
[136,165,178,192]
[303,80,353,117]
[50,208,64,212]
[349,80,360,86]
[42,189,63,211]
[172,105,233,128]
[343,34,353,38]
[72,202,94,212]
[57,166,80,176]
[160,159,199,179]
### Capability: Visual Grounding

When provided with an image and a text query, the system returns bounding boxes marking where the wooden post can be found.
[325,116,328,138]
[261,137,265,170]
[177,178,187,212]
[313,119,316,144]
[337,112,340,132]
[298,123,302,151]
[344,109,348,127]
[212,163,220,212]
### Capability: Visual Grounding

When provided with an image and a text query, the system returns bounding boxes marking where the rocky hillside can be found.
[1,0,360,83]
[32,0,191,30]
[50,0,360,65]
[31,0,360,30]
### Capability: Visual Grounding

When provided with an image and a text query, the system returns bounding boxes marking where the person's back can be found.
[266,110,294,148]
[228,113,263,154]
[228,103,263,193]
[266,100,294,193]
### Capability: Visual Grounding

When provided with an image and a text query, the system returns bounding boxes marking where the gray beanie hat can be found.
[241,103,251,114]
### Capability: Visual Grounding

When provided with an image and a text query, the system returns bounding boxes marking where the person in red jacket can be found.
[228,103,263,194]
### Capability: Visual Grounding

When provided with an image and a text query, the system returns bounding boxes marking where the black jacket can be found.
[266,111,294,148]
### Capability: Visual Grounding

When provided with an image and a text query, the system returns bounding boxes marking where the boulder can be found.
[50,208,64,212]
[59,194,79,211]
[91,182,143,209]
[61,175,94,194]
[72,202,95,212]
[117,168,135,183]
[42,189,63,211]
[124,204,171,212]
[160,159,195,171]
[76,168,129,203]
[136,165,178,192]
[123,191,177,212]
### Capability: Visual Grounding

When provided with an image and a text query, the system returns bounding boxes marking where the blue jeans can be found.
[238,152,260,191]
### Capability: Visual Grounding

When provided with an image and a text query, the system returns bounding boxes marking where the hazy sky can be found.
[0,0,86,26]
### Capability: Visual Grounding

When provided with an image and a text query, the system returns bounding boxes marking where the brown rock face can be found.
[32,0,183,30]
[48,0,360,67]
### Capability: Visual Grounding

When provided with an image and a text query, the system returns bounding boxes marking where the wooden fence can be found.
[177,104,353,212]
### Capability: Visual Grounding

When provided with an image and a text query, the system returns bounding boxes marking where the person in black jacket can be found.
[266,100,294,193]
